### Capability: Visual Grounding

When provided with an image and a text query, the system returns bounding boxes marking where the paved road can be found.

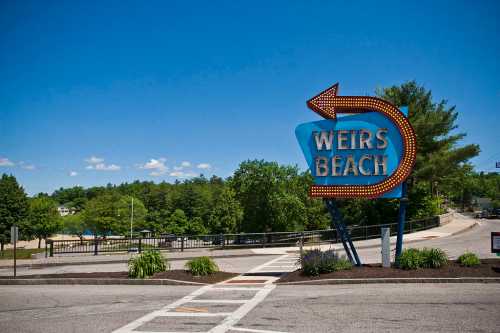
[1,283,499,333]
[236,283,500,333]
[0,285,197,333]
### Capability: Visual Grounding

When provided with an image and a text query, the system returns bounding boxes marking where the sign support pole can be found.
[324,199,362,266]
[11,225,17,278]
[395,181,408,266]
[13,237,16,278]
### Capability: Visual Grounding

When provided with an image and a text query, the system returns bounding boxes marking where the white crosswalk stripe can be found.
[112,255,296,333]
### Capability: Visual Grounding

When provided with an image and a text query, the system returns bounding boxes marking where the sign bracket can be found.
[324,199,362,266]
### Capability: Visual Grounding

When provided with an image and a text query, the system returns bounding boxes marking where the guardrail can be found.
[45,216,439,257]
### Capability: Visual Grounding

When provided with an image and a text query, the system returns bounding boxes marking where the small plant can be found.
[458,252,481,267]
[300,249,323,276]
[186,256,219,276]
[300,249,352,276]
[333,258,353,271]
[128,250,168,279]
[398,248,423,270]
[420,248,448,268]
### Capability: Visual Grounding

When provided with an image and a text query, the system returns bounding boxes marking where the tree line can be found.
[1,81,497,250]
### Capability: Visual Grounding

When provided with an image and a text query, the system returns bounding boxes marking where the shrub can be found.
[301,249,323,276]
[420,248,448,268]
[458,252,481,267]
[300,249,352,276]
[128,250,168,279]
[186,256,219,276]
[398,248,423,270]
[333,258,353,271]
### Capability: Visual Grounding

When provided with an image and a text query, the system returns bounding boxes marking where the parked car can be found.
[489,208,500,219]
[475,210,489,219]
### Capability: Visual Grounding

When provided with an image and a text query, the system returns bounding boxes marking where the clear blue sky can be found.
[1,0,498,195]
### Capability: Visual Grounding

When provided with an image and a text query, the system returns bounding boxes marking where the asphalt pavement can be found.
[235,283,500,333]
[1,283,499,333]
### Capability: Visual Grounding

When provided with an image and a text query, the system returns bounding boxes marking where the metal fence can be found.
[45,216,439,257]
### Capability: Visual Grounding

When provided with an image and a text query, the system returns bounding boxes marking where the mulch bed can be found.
[278,259,500,283]
[0,270,238,284]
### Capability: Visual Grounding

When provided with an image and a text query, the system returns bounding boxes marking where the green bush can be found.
[458,252,481,267]
[128,250,168,279]
[420,248,448,268]
[186,256,219,276]
[398,248,423,270]
[333,258,353,271]
[399,248,448,269]
[300,249,352,276]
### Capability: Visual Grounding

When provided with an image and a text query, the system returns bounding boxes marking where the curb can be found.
[0,277,207,286]
[275,277,500,285]
[450,221,478,237]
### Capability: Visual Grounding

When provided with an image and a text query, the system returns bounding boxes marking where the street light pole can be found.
[130,198,134,241]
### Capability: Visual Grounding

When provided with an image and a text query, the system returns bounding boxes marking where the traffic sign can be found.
[10,225,18,244]
[492,232,500,253]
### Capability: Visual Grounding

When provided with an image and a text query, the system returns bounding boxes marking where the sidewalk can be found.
[0,247,266,268]
[0,212,477,268]
[251,212,477,255]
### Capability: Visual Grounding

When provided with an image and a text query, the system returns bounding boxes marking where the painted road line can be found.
[188,299,248,304]
[264,265,296,268]
[208,284,276,333]
[211,287,265,291]
[246,254,290,273]
[114,255,288,333]
[129,331,201,333]
[229,327,288,333]
[158,312,233,317]
[112,285,213,333]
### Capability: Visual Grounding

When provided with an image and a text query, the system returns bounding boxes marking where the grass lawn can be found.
[0,248,46,260]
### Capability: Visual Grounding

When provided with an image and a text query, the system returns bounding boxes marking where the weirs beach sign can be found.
[296,83,417,199]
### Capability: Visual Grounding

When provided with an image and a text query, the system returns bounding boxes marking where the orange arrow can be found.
[306,83,417,198]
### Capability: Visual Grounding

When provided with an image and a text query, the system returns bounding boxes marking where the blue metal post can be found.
[395,181,408,266]
[324,199,362,266]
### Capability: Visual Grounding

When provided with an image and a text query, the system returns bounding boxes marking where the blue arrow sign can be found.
[295,107,408,198]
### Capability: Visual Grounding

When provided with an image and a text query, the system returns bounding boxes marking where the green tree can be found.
[62,213,86,244]
[186,216,208,235]
[0,174,29,251]
[165,209,188,234]
[340,81,481,220]
[52,186,87,211]
[27,196,63,248]
[269,192,307,231]
[377,81,480,198]
[231,160,308,232]
[82,193,147,237]
[208,187,243,234]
